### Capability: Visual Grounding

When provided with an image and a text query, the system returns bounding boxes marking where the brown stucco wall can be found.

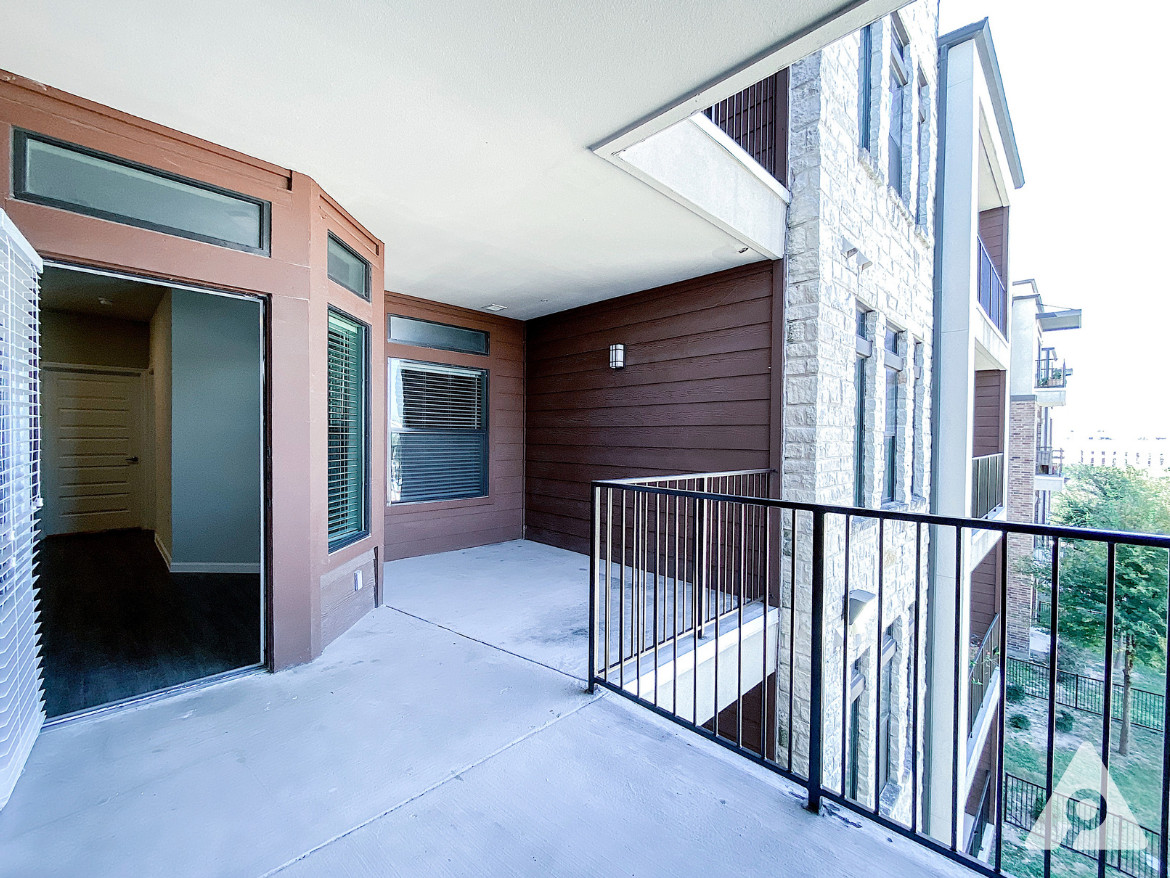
[383,293,525,561]
[0,70,386,668]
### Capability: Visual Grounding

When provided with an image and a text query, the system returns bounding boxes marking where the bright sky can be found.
[939,1,1170,442]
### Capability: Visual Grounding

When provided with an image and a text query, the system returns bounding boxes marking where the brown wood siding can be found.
[525,262,780,554]
[970,548,1002,643]
[972,370,1005,457]
[978,207,1009,280]
[384,293,525,561]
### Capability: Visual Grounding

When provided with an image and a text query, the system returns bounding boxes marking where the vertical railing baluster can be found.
[673,493,680,715]
[635,491,642,698]
[1099,543,1117,878]
[589,484,599,693]
[605,488,612,683]
[841,513,852,798]
[620,491,626,690]
[951,526,963,851]
[737,503,746,749]
[653,492,660,707]
[807,510,826,813]
[1160,550,1170,878]
[789,508,797,772]
[912,521,923,835]
[874,517,885,816]
[762,503,771,760]
[994,532,1009,872]
[692,494,701,728]
[1043,537,1061,878]
[714,499,722,739]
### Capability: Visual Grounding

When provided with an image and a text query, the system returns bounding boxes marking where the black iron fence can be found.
[1008,659,1165,732]
[1036,347,1072,389]
[588,470,1170,878]
[1004,773,1159,878]
[977,238,1008,336]
[972,453,1005,519]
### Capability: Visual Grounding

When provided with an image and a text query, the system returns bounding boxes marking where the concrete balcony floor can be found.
[0,540,969,877]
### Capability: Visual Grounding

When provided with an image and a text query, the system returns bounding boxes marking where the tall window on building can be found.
[877,633,897,793]
[911,342,924,497]
[883,328,904,504]
[858,24,874,149]
[389,360,488,504]
[916,76,929,223]
[888,20,909,197]
[846,662,865,800]
[855,308,872,507]
[327,309,369,551]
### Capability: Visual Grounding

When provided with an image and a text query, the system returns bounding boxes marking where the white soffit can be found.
[0,0,904,319]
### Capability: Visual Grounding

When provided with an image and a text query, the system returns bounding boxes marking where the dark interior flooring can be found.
[36,528,262,718]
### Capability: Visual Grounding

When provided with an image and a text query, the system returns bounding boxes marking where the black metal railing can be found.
[977,238,1008,336]
[704,72,787,184]
[969,771,995,857]
[588,470,1170,878]
[1004,773,1159,878]
[1008,659,1165,732]
[1036,347,1072,389]
[969,616,1001,740]
[972,453,1005,519]
[1037,447,1065,477]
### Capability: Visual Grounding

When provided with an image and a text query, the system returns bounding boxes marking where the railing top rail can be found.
[972,452,1004,462]
[974,613,1000,655]
[591,478,1170,548]
[601,468,773,486]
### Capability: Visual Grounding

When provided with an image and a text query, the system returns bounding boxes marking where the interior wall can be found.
[40,310,149,369]
[169,289,262,571]
[150,293,173,560]
[524,262,780,554]
[383,293,525,562]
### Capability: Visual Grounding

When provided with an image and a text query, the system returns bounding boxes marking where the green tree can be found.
[1034,466,1170,755]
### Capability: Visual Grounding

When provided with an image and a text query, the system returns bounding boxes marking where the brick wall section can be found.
[1006,398,1039,656]
[783,0,937,818]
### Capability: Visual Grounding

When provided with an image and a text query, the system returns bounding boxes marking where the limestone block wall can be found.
[781,0,938,821]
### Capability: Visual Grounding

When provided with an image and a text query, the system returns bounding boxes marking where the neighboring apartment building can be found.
[930,19,1024,854]
[1004,280,1082,656]
[1067,430,1169,476]
[783,0,938,824]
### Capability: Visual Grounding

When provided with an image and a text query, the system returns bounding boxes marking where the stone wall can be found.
[781,0,938,821]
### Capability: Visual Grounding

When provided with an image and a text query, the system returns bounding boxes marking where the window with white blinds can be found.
[389,360,487,504]
[327,309,368,551]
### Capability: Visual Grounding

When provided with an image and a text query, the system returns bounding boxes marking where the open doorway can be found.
[36,265,265,720]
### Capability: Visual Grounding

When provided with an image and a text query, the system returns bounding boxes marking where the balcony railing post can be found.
[806,510,826,814]
[589,484,600,693]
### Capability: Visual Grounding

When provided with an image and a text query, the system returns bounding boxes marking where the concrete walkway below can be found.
[0,540,971,877]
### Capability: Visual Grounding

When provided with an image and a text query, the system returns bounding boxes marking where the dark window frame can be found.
[855,309,872,507]
[858,24,874,150]
[888,19,910,199]
[388,314,490,356]
[877,633,897,794]
[388,358,490,505]
[12,129,271,256]
[327,232,372,301]
[882,329,904,505]
[327,307,371,553]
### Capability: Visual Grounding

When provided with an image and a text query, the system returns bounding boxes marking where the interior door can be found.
[41,369,143,536]
[0,208,43,809]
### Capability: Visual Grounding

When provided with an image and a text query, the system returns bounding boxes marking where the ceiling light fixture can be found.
[483,303,507,312]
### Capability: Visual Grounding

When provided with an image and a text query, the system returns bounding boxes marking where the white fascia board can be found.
[609,113,791,259]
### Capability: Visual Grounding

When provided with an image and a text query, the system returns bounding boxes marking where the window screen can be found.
[389,360,487,503]
[327,310,369,550]
[327,233,371,300]
[389,315,488,355]
[13,130,269,254]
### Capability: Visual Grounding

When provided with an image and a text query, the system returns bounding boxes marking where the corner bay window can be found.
[389,360,488,503]
[327,310,370,551]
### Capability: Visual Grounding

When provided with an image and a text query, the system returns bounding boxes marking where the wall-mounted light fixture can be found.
[609,343,625,370]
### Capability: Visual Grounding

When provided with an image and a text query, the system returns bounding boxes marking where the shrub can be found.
[1006,683,1025,704]
[1055,710,1075,733]
[1009,713,1031,730]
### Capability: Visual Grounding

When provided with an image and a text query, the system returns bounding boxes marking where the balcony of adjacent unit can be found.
[1035,445,1066,493]
[1034,345,1072,406]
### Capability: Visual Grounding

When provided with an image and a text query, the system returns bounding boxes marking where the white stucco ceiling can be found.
[1,0,900,319]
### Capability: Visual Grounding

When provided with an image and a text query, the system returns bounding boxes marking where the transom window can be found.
[389,360,488,504]
[327,233,371,300]
[389,315,489,356]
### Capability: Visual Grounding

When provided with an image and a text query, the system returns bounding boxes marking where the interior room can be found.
[36,266,265,719]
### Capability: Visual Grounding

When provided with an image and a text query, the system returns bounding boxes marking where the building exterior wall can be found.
[977,206,1009,278]
[972,369,1005,456]
[384,294,525,561]
[782,0,937,819]
[1006,397,1039,656]
[524,261,782,554]
[0,71,386,669]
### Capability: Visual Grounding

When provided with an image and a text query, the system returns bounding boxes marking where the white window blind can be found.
[327,310,368,550]
[0,208,43,809]
[389,360,487,503]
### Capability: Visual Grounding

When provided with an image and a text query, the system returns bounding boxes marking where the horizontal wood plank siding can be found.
[525,262,779,554]
[978,207,1009,280]
[384,293,525,561]
[970,549,1001,643]
[972,369,1005,457]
